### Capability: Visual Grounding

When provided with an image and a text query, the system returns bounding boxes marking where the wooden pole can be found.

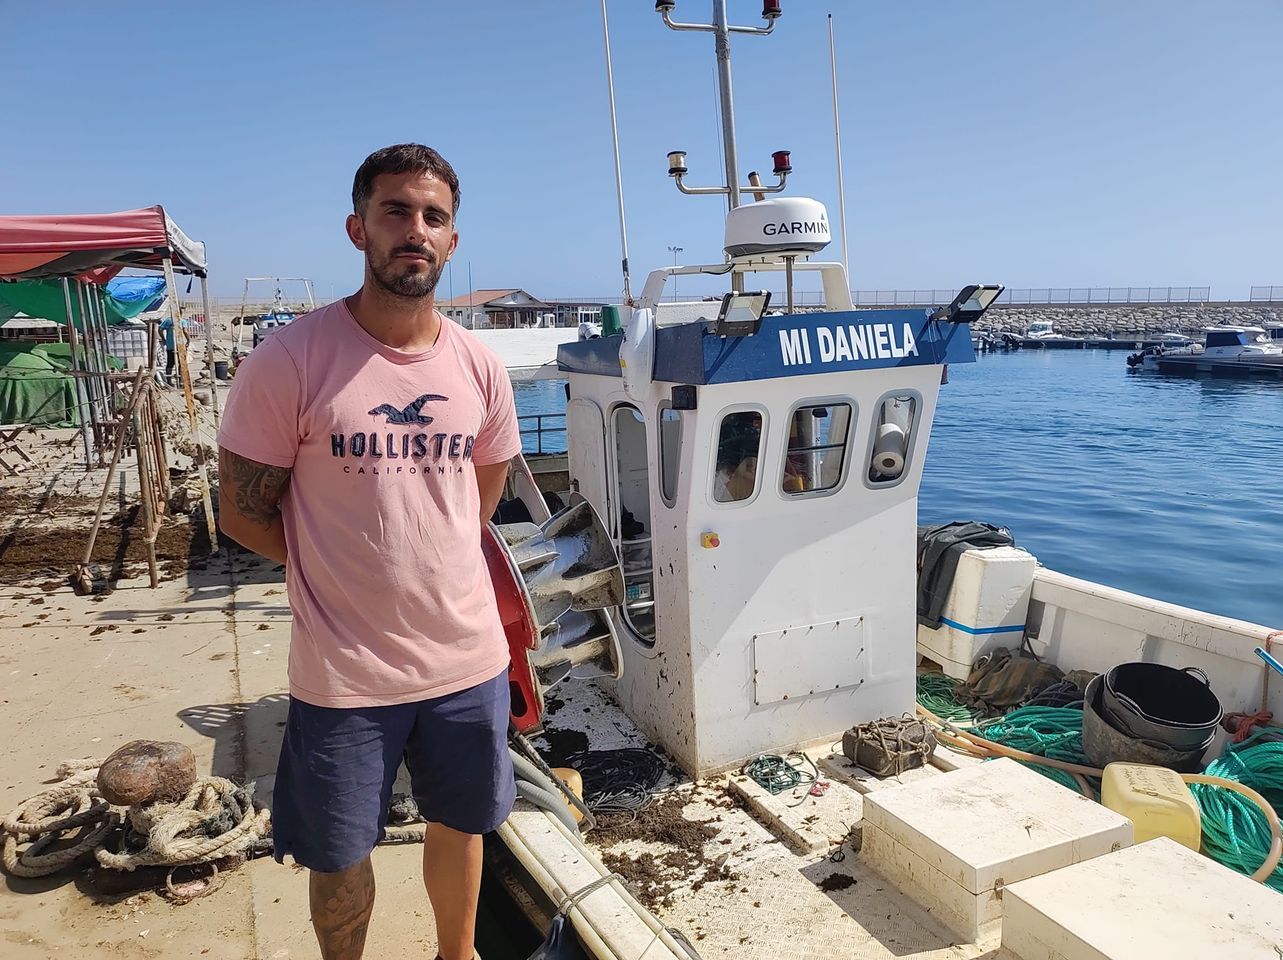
[200,275,221,429]
[134,390,160,589]
[163,256,218,553]
[76,368,148,592]
[62,279,93,468]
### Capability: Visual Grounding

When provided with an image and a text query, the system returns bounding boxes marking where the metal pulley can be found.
[484,497,625,734]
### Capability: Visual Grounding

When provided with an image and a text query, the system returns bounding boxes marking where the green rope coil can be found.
[742,753,817,796]
[916,672,977,726]
[1189,734,1283,891]
[978,705,1093,795]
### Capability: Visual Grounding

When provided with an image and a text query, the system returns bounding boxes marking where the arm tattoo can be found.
[219,449,292,530]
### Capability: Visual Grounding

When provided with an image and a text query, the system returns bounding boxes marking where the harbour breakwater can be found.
[971,303,1280,338]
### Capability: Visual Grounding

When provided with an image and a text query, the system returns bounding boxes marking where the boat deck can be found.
[527,680,1010,959]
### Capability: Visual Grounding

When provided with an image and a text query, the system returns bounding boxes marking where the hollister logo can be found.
[330,393,475,476]
[368,393,449,425]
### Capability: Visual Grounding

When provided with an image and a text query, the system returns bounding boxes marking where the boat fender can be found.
[619,307,655,402]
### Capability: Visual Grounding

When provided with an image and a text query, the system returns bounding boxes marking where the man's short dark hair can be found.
[352,144,460,219]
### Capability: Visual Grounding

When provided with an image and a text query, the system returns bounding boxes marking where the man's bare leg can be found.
[310,857,376,960]
[423,822,483,960]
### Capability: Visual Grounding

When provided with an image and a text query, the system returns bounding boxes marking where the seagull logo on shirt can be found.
[368,393,450,425]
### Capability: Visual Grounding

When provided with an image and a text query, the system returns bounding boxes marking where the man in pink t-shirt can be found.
[217,144,521,960]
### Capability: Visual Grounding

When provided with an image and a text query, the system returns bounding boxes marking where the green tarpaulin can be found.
[0,278,150,327]
[0,341,123,427]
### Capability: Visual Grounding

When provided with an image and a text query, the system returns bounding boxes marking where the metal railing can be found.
[1249,286,1283,302]
[851,287,1212,306]
[518,413,567,455]
[999,286,1211,305]
[852,289,956,306]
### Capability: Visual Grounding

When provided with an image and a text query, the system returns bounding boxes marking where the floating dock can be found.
[1020,337,1180,351]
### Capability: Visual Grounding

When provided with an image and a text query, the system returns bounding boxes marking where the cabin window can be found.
[713,410,764,504]
[782,402,852,496]
[658,406,682,507]
[612,404,655,642]
[866,394,918,486]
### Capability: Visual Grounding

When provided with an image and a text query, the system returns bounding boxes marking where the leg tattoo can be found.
[310,858,376,960]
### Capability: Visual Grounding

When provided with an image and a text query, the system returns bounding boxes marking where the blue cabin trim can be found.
[557,308,975,384]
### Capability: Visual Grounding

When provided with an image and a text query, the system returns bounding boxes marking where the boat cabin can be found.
[1201,325,1276,358]
[554,226,988,776]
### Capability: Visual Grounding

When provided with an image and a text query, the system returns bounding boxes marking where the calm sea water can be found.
[514,352,1283,628]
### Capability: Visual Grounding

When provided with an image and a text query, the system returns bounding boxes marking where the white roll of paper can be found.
[872,422,906,477]
[882,396,913,432]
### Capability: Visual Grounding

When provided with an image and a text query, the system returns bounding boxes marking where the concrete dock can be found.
[0,551,445,959]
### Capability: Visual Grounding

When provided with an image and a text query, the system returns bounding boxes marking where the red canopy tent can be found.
[0,205,215,477]
[0,205,207,282]
[0,205,218,583]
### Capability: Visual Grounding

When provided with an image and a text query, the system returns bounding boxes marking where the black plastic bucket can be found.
[1101,662,1222,751]
[213,359,230,381]
[1082,675,1210,772]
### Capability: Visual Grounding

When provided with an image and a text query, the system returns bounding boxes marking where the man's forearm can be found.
[219,492,289,564]
[475,460,511,527]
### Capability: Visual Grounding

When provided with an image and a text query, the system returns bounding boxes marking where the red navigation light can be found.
[772,149,792,176]
[762,0,782,20]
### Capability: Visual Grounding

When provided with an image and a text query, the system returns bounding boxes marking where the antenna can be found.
[600,0,634,305]
[828,14,850,281]
[658,0,786,208]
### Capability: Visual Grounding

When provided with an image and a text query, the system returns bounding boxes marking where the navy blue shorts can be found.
[271,669,516,873]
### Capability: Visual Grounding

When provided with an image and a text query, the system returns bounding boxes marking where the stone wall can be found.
[973,303,1281,338]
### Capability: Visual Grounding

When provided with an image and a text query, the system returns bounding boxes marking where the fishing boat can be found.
[2,6,1280,959]
[476,4,1283,959]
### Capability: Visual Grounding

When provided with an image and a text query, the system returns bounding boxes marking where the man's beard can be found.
[368,245,443,300]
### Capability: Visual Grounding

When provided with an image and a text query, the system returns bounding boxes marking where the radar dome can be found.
[724,197,831,261]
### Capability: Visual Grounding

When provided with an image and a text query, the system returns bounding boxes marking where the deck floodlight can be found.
[667,150,688,178]
[932,284,1005,324]
[656,0,676,13]
[772,150,792,176]
[715,290,771,337]
[762,0,782,20]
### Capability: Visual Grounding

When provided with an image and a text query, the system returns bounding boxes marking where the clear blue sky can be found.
[2,1,1280,299]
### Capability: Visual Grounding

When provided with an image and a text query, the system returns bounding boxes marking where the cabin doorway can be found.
[611,404,656,642]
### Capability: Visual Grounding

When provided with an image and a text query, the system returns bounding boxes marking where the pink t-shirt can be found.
[217,299,522,708]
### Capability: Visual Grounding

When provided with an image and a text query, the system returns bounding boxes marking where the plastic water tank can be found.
[1101,762,1201,851]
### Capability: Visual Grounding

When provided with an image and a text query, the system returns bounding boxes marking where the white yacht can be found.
[1202,325,1283,362]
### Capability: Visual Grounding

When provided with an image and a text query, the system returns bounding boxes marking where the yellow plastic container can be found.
[1101,762,1201,850]
[550,767,585,824]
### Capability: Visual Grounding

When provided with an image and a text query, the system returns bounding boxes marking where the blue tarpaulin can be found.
[106,276,168,312]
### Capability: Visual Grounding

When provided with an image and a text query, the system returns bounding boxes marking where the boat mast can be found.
[658,2,786,292]
[713,0,742,210]
[599,0,634,305]
[828,13,850,281]
[658,1,782,210]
